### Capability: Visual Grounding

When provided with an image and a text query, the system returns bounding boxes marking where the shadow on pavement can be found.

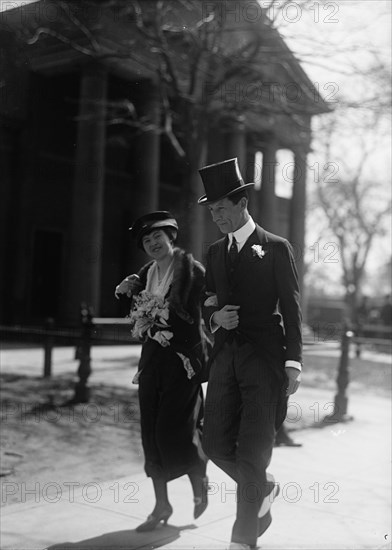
[46,523,197,550]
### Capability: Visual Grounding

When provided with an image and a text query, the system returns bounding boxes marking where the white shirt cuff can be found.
[209,313,219,333]
[285,360,302,371]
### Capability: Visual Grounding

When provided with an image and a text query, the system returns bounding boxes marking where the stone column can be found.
[130,83,161,265]
[226,117,246,172]
[259,141,278,232]
[134,84,160,214]
[289,148,307,297]
[189,149,207,262]
[246,146,258,219]
[64,63,108,324]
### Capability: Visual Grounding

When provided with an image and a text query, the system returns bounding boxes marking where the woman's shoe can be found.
[193,476,209,519]
[135,503,173,532]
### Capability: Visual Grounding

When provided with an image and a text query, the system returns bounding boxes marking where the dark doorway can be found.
[31,230,63,320]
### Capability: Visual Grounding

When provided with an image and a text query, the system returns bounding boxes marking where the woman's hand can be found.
[114,274,142,299]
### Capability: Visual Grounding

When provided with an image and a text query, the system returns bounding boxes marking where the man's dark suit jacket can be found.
[203,224,302,379]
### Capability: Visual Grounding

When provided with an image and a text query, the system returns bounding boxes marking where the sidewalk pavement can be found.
[1,344,391,550]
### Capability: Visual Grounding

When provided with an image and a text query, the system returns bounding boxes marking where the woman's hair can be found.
[162,227,178,244]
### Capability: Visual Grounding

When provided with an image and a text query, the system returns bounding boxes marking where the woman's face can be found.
[142,229,174,260]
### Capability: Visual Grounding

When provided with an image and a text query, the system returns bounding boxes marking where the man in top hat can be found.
[198,158,302,549]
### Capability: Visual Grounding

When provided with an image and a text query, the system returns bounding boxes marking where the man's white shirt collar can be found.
[228,217,256,251]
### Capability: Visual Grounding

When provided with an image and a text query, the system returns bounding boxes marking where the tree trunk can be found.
[345,273,363,325]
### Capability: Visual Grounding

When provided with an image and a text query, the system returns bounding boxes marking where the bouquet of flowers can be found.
[129,290,173,347]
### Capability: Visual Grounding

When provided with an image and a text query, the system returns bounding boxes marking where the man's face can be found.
[207,197,244,234]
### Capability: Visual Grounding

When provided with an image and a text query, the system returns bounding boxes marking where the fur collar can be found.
[138,248,205,324]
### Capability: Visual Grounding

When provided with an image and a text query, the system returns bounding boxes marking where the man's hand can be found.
[115,274,142,299]
[212,305,240,330]
[285,366,301,396]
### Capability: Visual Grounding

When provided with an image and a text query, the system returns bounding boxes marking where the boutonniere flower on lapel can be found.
[251,244,267,259]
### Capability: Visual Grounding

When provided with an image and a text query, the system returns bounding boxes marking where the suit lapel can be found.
[212,226,267,281]
[216,236,231,289]
[256,224,268,245]
[238,225,268,262]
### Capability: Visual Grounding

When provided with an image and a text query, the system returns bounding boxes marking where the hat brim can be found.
[198,182,255,205]
[128,219,178,232]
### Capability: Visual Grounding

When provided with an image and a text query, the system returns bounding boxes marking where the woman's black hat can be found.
[198,158,254,204]
[129,211,178,249]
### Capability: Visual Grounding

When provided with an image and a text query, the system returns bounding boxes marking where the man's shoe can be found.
[228,543,253,550]
[275,430,302,447]
[257,509,272,537]
[193,476,209,519]
[257,474,280,537]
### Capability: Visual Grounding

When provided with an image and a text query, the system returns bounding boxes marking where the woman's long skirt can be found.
[137,339,206,481]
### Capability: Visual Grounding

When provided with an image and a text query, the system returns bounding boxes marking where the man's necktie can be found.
[229,236,239,263]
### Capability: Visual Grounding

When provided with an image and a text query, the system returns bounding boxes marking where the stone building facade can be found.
[0,1,328,325]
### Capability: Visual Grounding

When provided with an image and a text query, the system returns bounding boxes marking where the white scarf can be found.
[145,258,174,298]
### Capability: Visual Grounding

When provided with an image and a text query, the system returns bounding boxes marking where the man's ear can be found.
[240,196,248,210]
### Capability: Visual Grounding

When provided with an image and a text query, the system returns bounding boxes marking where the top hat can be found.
[129,211,178,249]
[198,158,254,204]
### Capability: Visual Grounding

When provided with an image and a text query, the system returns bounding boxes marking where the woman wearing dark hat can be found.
[115,211,209,531]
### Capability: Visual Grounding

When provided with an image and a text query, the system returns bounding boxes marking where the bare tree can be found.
[7,0,332,250]
[314,109,391,323]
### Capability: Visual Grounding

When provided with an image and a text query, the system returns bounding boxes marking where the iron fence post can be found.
[72,303,93,403]
[43,317,54,378]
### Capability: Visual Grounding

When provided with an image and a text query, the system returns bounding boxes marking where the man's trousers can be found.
[202,340,281,547]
